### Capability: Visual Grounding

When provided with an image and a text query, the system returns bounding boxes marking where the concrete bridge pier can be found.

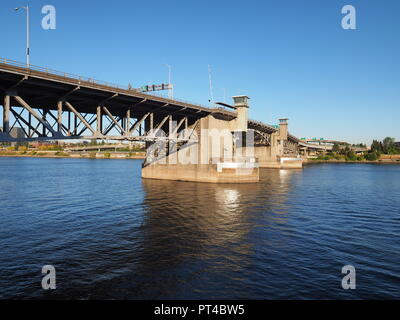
[141,96,260,183]
[254,118,303,169]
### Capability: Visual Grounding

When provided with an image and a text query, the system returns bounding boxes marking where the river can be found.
[0,157,399,299]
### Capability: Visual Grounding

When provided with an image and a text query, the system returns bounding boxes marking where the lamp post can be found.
[15,5,30,68]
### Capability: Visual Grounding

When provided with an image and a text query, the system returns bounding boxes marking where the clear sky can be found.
[1,0,399,144]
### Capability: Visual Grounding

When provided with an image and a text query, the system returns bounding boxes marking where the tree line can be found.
[316,137,399,161]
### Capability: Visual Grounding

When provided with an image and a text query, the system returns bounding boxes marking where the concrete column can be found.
[3,95,10,133]
[278,118,288,140]
[57,101,63,133]
[125,109,130,133]
[149,113,153,132]
[145,113,154,161]
[169,115,173,136]
[232,96,249,131]
[97,106,102,134]
[236,106,248,131]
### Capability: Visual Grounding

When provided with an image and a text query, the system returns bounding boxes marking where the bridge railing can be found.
[0,57,213,110]
[138,89,212,110]
[0,57,294,138]
[0,57,128,90]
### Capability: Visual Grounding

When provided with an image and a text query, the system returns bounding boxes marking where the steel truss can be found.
[283,139,299,156]
[0,94,198,143]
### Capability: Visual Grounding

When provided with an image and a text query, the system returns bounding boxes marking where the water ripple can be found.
[0,159,399,299]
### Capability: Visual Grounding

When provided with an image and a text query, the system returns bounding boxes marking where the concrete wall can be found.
[142,114,259,183]
[235,106,248,131]
[142,112,303,183]
[142,163,259,183]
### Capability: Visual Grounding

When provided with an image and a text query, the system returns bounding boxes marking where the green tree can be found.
[365,152,378,161]
[371,140,382,154]
[341,145,351,156]
[332,144,340,153]
[345,151,357,161]
[382,137,395,154]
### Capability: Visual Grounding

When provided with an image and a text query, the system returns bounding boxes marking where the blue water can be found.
[0,157,399,299]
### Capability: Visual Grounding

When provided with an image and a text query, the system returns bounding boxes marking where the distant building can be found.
[0,127,25,146]
[0,126,25,139]
[395,142,400,149]
[29,141,60,149]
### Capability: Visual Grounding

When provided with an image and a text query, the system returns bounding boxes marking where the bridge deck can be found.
[0,58,279,134]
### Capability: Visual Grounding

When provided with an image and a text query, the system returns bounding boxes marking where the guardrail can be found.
[0,57,289,136]
[0,57,213,110]
[0,57,127,90]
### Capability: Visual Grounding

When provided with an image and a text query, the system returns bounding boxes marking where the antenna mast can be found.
[208,64,214,105]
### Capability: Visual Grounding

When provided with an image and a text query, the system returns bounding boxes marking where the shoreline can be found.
[1,154,399,165]
[0,153,145,160]
[305,159,400,165]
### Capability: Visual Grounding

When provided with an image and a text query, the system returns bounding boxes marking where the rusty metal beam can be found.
[14,95,58,136]
[64,101,96,135]
[102,106,125,134]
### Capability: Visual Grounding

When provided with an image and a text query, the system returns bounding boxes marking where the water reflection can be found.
[125,170,301,298]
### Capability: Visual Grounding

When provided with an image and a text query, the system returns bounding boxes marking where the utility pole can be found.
[15,5,30,68]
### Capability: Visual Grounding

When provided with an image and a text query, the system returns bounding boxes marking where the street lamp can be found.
[15,5,30,68]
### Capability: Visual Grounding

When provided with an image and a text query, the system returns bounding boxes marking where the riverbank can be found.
[0,151,146,160]
[305,159,400,165]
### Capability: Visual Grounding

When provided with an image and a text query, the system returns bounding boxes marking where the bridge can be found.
[64,143,141,152]
[0,58,303,183]
[298,140,368,157]
[0,58,280,143]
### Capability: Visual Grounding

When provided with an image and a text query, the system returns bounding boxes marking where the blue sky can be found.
[1,0,399,144]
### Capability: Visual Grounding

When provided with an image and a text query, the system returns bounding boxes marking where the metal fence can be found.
[0,57,212,110]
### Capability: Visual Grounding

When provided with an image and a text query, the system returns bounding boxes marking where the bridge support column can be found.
[254,118,303,169]
[125,109,130,133]
[2,95,10,134]
[57,101,63,134]
[149,113,154,132]
[96,106,102,135]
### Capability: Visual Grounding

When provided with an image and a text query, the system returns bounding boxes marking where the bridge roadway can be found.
[65,143,136,152]
[299,141,368,155]
[301,139,349,145]
[0,58,291,144]
[299,141,334,151]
